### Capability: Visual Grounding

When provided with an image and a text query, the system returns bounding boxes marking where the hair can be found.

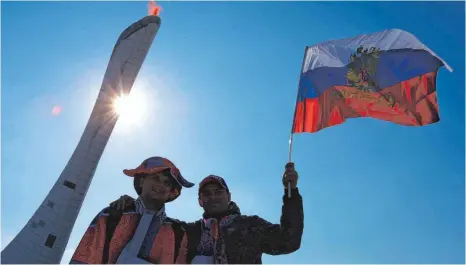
[171,179,182,192]
[198,181,229,197]
[136,171,181,193]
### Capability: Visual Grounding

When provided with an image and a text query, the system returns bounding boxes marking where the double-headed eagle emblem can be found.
[333,46,396,108]
[346,45,381,92]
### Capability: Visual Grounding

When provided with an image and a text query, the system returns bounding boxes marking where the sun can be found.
[114,96,132,115]
[112,89,148,129]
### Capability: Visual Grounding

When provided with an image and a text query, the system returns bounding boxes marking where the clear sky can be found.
[2,1,464,264]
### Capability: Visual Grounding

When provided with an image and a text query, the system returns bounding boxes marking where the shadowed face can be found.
[140,170,178,203]
[199,183,230,215]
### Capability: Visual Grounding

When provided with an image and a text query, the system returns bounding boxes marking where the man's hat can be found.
[198,175,230,194]
[123,156,194,202]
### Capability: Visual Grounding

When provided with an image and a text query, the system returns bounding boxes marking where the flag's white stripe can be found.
[303,29,452,73]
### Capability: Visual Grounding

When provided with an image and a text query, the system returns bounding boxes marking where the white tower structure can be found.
[1,15,161,264]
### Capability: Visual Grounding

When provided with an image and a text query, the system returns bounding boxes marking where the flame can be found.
[148,0,161,16]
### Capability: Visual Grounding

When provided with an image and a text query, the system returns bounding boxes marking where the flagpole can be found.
[287,46,308,198]
[287,134,293,198]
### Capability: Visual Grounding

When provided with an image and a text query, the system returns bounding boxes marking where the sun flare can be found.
[113,89,148,129]
[114,96,131,115]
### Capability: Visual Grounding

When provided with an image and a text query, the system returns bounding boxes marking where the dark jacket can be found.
[183,188,304,263]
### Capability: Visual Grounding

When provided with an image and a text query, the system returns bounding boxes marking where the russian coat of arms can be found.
[346,45,381,92]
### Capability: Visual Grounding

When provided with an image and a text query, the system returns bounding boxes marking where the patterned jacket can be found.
[70,200,188,264]
[183,188,304,264]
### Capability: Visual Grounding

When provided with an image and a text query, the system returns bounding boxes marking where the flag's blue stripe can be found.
[298,49,444,100]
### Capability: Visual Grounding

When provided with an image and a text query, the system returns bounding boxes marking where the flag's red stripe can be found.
[292,71,440,134]
[293,100,304,133]
[423,74,428,94]
[305,99,320,132]
[328,106,345,127]
[403,81,411,103]
[294,99,320,133]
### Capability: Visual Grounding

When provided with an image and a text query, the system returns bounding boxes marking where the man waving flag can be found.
[292,29,452,134]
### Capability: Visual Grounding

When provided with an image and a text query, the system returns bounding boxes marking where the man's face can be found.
[199,183,230,214]
[140,170,177,203]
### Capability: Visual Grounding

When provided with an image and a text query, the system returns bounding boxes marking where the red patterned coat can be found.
[70,205,188,264]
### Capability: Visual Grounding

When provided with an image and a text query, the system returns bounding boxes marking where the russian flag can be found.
[292,29,453,134]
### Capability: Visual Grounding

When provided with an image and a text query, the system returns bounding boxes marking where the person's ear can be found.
[139,177,145,188]
[169,189,179,200]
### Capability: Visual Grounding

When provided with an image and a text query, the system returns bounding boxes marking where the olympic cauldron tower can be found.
[1,8,161,264]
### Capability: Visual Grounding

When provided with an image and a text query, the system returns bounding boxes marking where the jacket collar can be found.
[202,201,241,220]
[135,197,166,218]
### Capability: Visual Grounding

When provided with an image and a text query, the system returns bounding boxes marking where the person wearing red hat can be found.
[70,156,194,264]
[110,162,303,264]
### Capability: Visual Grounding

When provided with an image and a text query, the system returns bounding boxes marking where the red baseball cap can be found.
[198,175,230,194]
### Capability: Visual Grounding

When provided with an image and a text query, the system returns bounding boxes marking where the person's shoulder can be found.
[165,217,196,233]
[90,206,112,218]
[87,207,110,226]
[101,203,137,217]
[165,217,200,227]
[237,214,262,220]
[87,205,137,227]
[168,218,204,233]
[235,214,269,226]
[166,217,182,224]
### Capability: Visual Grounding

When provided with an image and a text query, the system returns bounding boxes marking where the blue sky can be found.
[2,1,464,264]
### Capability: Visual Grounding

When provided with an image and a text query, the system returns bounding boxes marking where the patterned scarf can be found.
[197,202,240,264]
[134,197,168,258]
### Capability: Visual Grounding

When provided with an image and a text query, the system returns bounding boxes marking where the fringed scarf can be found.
[196,201,241,264]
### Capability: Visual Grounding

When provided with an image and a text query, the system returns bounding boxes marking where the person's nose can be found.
[206,194,215,201]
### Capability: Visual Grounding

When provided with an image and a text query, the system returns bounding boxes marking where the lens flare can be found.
[52,105,62,116]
